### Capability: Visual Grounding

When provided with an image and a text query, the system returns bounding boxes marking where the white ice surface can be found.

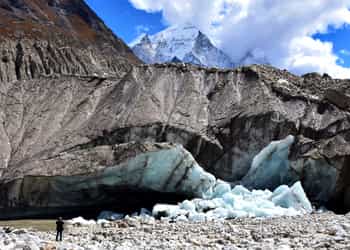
[153,180,311,222]
[242,135,297,189]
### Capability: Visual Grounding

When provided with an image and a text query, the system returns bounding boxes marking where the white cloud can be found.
[286,37,350,78]
[340,49,350,56]
[128,0,350,78]
[135,24,150,35]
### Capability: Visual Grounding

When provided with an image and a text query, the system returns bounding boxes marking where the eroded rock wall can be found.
[0,39,135,82]
[1,63,350,212]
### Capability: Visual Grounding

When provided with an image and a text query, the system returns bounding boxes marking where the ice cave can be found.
[68,135,313,223]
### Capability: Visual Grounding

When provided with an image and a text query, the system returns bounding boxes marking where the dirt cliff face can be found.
[0,0,140,82]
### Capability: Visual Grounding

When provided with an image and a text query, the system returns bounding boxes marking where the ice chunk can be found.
[97,219,110,225]
[152,204,187,219]
[134,146,217,199]
[206,207,229,219]
[188,212,207,222]
[231,185,251,196]
[212,180,231,198]
[183,165,216,198]
[97,211,124,221]
[100,145,218,199]
[152,180,313,222]
[251,135,295,174]
[131,212,139,217]
[222,192,236,206]
[179,200,196,211]
[227,210,248,218]
[272,181,312,212]
[176,214,189,222]
[140,208,152,216]
[211,198,227,209]
[272,185,290,197]
[193,198,218,212]
[68,216,96,226]
[242,135,297,190]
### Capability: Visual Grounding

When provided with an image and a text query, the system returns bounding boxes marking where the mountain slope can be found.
[0,0,140,82]
[131,24,234,68]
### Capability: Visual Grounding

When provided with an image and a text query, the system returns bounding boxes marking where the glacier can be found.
[93,136,313,222]
[150,135,312,222]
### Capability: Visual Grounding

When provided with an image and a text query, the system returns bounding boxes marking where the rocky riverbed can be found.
[1,212,350,249]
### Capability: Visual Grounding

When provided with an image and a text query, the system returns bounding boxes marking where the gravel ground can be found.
[1,212,350,249]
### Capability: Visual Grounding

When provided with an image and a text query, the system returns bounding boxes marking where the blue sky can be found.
[85,0,350,78]
[313,26,350,67]
[85,0,165,44]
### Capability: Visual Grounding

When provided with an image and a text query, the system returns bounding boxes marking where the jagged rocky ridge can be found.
[1,0,350,218]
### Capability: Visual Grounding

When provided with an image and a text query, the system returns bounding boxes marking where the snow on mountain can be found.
[131,24,234,69]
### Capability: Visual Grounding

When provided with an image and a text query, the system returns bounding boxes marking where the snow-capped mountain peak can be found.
[131,24,234,68]
[140,34,152,44]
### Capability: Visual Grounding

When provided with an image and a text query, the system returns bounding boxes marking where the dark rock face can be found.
[1,0,350,217]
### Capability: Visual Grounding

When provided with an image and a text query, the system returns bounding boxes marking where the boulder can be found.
[324,89,350,110]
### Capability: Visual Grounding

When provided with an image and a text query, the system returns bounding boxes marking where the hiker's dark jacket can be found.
[56,220,64,231]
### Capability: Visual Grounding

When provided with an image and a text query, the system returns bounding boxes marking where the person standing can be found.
[56,217,64,241]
